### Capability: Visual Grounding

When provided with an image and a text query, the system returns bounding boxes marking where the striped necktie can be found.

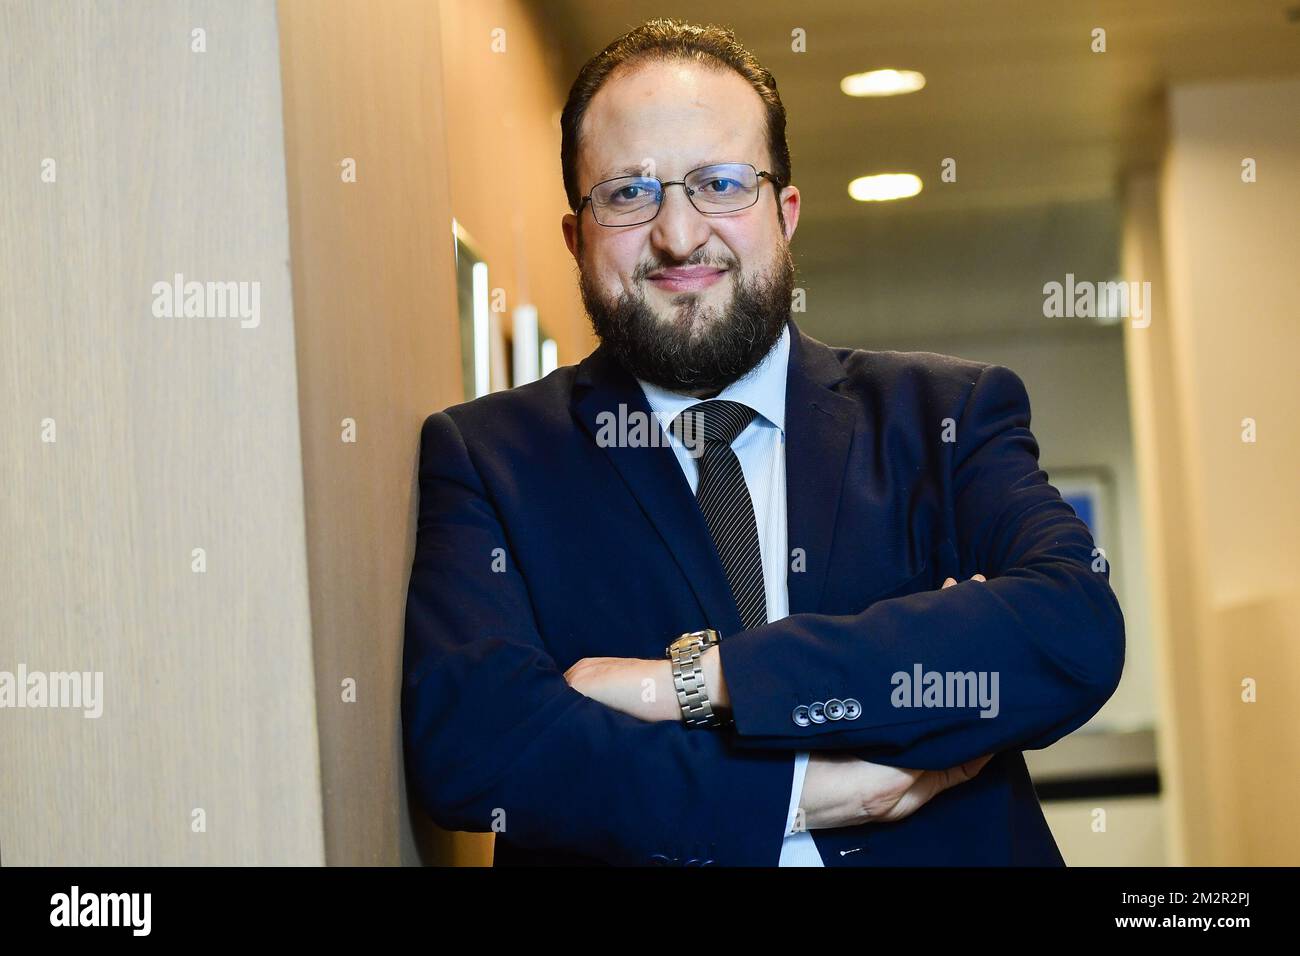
[674,400,768,631]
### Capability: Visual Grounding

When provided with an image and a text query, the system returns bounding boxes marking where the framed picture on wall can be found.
[1049,466,1117,583]
[453,221,552,396]
[452,219,495,401]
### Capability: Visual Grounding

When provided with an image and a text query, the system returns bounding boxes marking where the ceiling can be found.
[536,0,1300,347]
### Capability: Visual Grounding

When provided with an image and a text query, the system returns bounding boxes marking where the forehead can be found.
[579,59,768,182]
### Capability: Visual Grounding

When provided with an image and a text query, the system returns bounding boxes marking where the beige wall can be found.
[438,0,593,366]
[1043,797,1166,867]
[1123,77,1300,865]
[276,0,471,865]
[0,0,324,864]
[1,0,584,869]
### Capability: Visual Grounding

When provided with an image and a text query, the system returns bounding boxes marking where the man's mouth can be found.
[647,267,728,293]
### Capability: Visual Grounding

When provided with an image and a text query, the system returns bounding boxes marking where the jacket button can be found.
[842,698,862,720]
[650,853,670,866]
[792,704,811,727]
[825,698,846,720]
[808,701,827,723]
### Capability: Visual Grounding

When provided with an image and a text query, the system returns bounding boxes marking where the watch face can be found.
[670,629,718,657]
[669,635,696,656]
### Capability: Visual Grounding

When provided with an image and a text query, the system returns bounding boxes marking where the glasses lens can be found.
[591,177,661,225]
[685,164,758,211]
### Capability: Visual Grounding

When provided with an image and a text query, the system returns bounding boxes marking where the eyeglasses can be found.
[576,162,782,227]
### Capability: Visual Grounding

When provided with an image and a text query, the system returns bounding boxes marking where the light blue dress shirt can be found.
[636,322,824,867]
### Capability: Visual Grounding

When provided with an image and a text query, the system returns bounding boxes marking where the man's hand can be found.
[799,751,994,829]
[563,656,680,721]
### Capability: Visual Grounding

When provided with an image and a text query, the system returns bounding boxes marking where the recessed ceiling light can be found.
[848,173,924,202]
[840,69,926,97]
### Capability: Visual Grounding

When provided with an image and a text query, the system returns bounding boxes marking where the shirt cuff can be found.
[783,750,810,837]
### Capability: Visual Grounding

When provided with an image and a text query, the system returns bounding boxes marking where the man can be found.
[401,18,1124,866]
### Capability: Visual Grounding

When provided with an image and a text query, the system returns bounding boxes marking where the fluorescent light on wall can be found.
[540,338,558,376]
[840,69,926,97]
[513,304,539,386]
[848,173,923,202]
[472,261,490,397]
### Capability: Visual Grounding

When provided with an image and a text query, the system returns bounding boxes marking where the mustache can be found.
[633,255,738,280]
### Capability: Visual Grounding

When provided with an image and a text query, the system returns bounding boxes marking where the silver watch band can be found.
[667,629,724,728]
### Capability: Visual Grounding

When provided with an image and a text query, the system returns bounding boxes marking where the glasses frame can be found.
[576,162,783,227]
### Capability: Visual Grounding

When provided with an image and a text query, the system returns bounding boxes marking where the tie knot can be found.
[673,399,757,448]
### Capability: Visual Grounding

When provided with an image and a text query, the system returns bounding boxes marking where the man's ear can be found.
[778,184,801,242]
[562,212,580,263]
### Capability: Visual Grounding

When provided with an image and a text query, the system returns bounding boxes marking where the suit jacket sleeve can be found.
[718,364,1126,769]
[401,410,795,865]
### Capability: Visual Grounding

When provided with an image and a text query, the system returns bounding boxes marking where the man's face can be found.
[562,60,801,396]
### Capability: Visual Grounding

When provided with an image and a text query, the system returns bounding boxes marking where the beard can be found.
[578,238,795,394]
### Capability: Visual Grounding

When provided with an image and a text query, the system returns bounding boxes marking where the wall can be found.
[276,0,467,865]
[1124,77,1300,865]
[0,0,585,870]
[438,0,594,367]
[0,0,324,864]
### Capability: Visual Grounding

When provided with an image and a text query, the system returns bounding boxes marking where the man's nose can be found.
[647,185,711,263]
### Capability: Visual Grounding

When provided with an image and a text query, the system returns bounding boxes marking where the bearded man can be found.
[401,18,1124,867]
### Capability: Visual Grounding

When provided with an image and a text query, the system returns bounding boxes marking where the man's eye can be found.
[611,184,653,204]
[702,178,741,194]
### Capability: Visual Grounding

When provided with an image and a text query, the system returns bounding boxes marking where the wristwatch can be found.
[666,628,727,728]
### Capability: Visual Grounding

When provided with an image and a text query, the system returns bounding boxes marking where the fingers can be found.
[942,573,987,589]
[927,754,994,796]
[960,753,994,776]
[878,754,997,824]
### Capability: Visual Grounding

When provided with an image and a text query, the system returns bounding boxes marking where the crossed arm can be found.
[563,574,995,829]
[563,573,989,724]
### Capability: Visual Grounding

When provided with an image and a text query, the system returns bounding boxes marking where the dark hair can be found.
[560,18,791,215]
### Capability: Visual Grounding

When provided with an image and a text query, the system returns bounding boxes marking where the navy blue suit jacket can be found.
[401,317,1125,866]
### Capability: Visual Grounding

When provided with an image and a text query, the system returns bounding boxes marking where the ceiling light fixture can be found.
[840,69,926,97]
[849,173,923,202]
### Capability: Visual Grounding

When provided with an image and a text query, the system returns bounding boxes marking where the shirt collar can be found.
[636,321,790,435]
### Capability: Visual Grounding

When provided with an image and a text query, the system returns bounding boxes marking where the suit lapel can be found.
[572,343,745,635]
[570,317,858,632]
[783,321,856,615]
